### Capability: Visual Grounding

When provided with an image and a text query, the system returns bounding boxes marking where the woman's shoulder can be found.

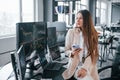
[68,28,74,31]
[67,28,75,33]
[66,29,74,37]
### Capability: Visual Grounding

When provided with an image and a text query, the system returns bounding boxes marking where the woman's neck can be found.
[74,27,82,32]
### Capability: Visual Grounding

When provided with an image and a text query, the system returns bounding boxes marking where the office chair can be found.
[98,35,114,67]
[98,43,120,80]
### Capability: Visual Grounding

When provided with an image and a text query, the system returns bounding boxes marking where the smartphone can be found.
[72,45,80,49]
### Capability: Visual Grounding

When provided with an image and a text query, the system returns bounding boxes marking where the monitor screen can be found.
[24,42,34,58]
[47,27,57,48]
[16,22,47,51]
[16,22,33,49]
[47,27,61,60]
[16,45,26,80]
[49,46,61,60]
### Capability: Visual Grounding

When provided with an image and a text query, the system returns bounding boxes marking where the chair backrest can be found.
[47,27,57,48]
[111,43,120,78]
[106,35,114,43]
[98,43,120,79]
[116,43,120,53]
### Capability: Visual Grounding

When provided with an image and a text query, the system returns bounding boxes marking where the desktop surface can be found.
[42,66,66,80]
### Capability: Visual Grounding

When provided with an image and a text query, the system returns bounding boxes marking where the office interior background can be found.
[0,0,120,80]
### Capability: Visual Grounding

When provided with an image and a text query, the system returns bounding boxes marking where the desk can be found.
[111,26,120,33]
[42,67,66,80]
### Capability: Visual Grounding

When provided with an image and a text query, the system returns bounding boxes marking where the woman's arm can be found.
[82,50,98,72]
[77,55,92,78]
[82,56,92,72]
[65,29,73,57]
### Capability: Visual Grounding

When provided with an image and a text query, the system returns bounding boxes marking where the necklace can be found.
[82,48,85,63]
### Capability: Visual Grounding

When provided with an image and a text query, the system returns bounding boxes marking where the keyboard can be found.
[45,62,63,70]
[42,65,66,79]
[53,57,68,65]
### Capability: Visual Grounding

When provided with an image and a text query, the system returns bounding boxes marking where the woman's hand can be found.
[71,48,82,58]
[74,23,80,28]
[77,68,87,78]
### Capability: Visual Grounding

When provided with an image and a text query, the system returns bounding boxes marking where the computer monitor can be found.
[47,27,61,60]
[15,22,47,79]
[47,22,66,46]
[47,27,57,48]
[16,45,26,80]
[16,22,47,51]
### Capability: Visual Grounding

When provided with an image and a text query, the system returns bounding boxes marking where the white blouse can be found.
[63,28,99,80]
[65,28,88,67]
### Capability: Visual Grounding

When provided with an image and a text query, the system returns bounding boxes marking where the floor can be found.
[98,59,112,79]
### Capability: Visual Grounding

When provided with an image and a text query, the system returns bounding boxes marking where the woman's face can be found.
[75,13,83,28]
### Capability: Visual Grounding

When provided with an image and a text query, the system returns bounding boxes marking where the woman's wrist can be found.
[70,52,74,58]
[81,68,87,72]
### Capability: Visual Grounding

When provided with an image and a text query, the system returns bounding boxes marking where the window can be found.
[96,1,100,25]
[75,0,88,13]
[57,2,69,25]
[0,0,35,37]
[22,0,34,22]
[0,0,19,37]
[75,1,81,12]
[96,0,107,25]
[100,2,107,24]
[74,0,88,23]
[57,0,88,26]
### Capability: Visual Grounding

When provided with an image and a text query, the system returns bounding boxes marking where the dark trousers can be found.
[67,76,77,80]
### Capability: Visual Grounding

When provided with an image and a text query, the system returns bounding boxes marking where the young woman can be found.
[62,10,99,80]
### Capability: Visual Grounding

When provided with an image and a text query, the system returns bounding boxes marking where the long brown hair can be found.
[77,10,99,64]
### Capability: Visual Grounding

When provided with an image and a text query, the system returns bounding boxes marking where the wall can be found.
[111,4,120,23]
[0,36,16,66]
[88,0,96,25]
[38,0,43,21]
[44,0,53,22]
[107,1,112,27]
[107,0,120,26]
[43,0,58,22]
